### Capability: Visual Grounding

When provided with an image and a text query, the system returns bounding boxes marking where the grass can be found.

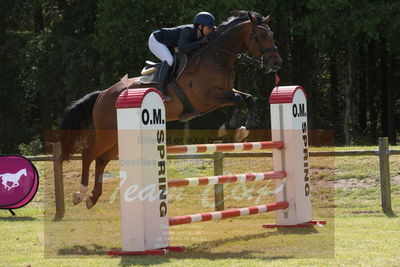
[1,145,400,266]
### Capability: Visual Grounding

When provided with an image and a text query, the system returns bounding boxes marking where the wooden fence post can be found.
[378,137,394,217]
[53,143,65,218]
[213,149,224,211]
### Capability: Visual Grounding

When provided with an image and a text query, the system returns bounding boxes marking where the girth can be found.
[170,80,202,122]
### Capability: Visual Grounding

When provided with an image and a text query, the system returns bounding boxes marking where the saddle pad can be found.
[138,70,159,84]
[137,53,188,85]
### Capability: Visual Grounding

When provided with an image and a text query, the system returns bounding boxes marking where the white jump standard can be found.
[109,86,325,256]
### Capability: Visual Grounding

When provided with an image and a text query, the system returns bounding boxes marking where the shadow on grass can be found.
[57,244,109,256]
[117,252,294,266]
[349,210,397,217]
[0,216,36,221]
[182,227,319,251]
[54,228,325,264]
[386,211,398,218]
[52,213,64,222]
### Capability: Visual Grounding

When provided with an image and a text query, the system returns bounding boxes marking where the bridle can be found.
[248,23,278,68]
[210,20,279,70]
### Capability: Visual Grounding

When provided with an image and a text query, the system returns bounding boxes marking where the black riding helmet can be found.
[193,12,215,28]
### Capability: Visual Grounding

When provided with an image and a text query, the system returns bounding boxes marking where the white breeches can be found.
[148,33,174,66]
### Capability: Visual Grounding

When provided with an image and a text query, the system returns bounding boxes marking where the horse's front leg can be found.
[226,96,244,130]
[5,183,11,190]
[233,89,256,129]
[206,89,249,141]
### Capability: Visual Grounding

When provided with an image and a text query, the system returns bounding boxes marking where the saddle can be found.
[136,52,202,123]
[138,53,188,85]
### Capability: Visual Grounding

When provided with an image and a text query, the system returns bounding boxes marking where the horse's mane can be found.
[196,11,266,53]
[216,10,264,32]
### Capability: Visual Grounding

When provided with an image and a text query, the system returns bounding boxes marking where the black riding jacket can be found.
[153,24,203,53]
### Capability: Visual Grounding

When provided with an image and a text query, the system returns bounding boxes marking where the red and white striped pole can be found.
[167,141,284,154]
[169,201,289,226]
[168,171,286,187]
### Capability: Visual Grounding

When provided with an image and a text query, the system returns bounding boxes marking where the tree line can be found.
[0,0,399,154]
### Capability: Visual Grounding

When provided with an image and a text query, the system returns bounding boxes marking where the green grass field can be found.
[1,146,399,267]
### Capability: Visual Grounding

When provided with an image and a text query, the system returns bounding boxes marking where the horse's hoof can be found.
[234,126,249,142]
[86,197,94,209]
[218,123,227,137]
[245,120,256,129]
[73,192,84,205]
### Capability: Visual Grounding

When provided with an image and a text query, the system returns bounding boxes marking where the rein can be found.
[211,45,268,69]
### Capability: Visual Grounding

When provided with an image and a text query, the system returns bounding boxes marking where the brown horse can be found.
[60,11,282,209]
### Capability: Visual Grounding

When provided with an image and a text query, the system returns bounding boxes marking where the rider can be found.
[148,12,216,97]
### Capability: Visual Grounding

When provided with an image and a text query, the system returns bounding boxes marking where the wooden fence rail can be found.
[28,137,399,218]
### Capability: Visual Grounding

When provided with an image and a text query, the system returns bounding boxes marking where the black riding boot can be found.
[157,61,170,100]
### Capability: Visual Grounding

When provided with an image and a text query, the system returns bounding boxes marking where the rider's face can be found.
[202,26,213,35]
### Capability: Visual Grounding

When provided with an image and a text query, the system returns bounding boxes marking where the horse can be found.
[60,11,282,209]
[0,168,27,191]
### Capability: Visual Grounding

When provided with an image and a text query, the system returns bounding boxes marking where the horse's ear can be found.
[264,14,271,23]
[248,12,257,23]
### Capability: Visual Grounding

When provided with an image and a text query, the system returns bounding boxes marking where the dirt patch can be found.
[335,176,400,190]
[64,171,79,179]
[334,178,378,190]
[391,175,400,186]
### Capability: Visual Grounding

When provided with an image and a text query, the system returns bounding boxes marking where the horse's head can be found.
[244,12,282,73]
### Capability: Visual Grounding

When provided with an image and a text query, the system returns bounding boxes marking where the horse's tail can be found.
[60,91,101,161]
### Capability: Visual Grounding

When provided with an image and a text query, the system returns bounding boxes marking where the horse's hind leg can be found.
[86,144,117,209]
[1,179,8,190]
[72,144,94,204]
[73,131,116,205]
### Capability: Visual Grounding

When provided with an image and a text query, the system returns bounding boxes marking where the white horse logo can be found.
[0,168,27,191]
